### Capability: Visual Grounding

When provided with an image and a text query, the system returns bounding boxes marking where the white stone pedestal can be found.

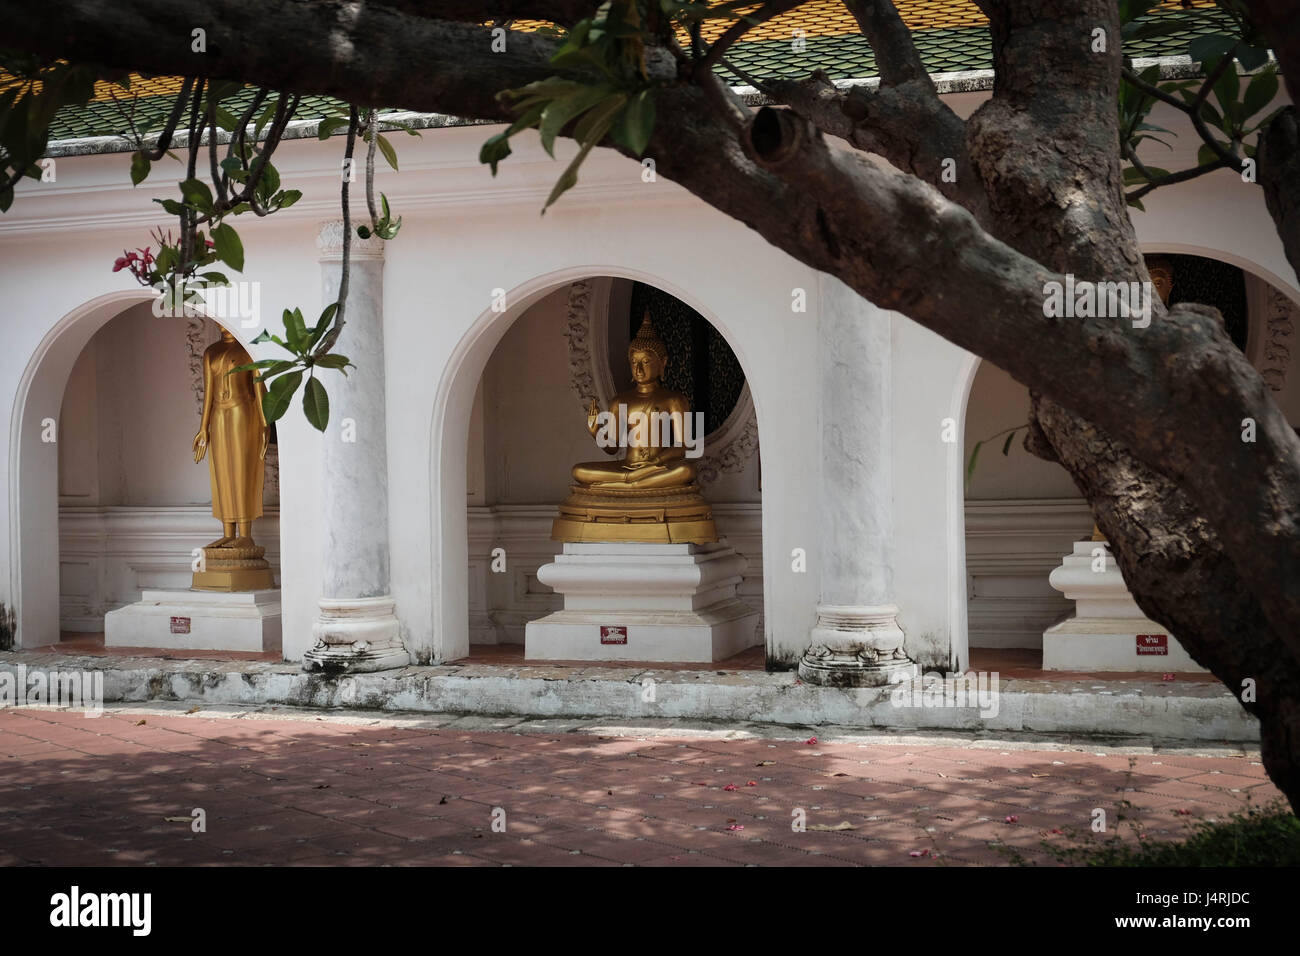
[524,542,760,662]
[1043,541,1206,671]
[105,589,281,654]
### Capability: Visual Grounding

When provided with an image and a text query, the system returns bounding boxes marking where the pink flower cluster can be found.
[112,246,156,286]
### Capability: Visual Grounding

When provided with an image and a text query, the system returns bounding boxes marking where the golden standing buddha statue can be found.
[191,328,275,590]
[552,314,718,543]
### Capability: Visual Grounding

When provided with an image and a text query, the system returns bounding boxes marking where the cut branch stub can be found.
[747,106,807,169]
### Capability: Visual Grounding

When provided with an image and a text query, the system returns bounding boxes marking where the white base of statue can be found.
[1043,541,1207,671]
[524,542,760,662]
[303,595,409,673]
[104,589,281,653]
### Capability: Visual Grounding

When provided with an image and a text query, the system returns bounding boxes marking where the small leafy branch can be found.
[479,1,761,211]
[1119,0,1281,209]
[966,423,1027,492]
[240,304,354,431]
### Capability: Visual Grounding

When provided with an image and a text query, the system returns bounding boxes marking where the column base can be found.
[798,604,917,688]
[303,595,409,674]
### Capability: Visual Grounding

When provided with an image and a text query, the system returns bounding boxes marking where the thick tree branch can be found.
[370,0,602,24]
[1259,107,1300,281]
[0,0,562,122]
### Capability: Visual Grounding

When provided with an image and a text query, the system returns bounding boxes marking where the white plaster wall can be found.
[2,85,1295,670]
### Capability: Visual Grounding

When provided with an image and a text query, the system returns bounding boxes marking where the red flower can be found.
[1004,815,1019,824]
[723,783,738,791]
[746,781,758,787]
[805,736,818,746]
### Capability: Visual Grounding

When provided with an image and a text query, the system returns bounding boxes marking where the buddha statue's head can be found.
[628,312,668,385]
[1145,255,1174,305]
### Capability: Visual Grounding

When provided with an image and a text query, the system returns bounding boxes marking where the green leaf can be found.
[276,188,302,209]
[210,222,245,272]
[153,197,186,215]
[313,353,352,371]
[199,271,230,285]
[479,132,513,175]
[249,156,280,197]
[539,86,612,157]
[211,105,240,132]
[258,360,298,380]
[612,88,655,155]
[1211,57,1241,127]
[179,177,214,212]
[357,224,372,239]
[1243,67,1278,120]
[1198,141,1231,167]
[309,302,338,349]
[220,155,248,183]
[1236,44,1269,72]
[254,100,278,137]
[572,92,628,145]
[1000,430,1016,456]
[1188,35,1235,64]
[251,329,274,344]
[284,307,308,352]
[302,376,329,431]
[317,116,350,140]
[376,133,399,171]
[1126,195,1145,212]
[262,370,301,423]
[130,150,151,186]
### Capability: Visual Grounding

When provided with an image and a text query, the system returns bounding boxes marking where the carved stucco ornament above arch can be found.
[1259,284,1296,393]
[563,278,758,487]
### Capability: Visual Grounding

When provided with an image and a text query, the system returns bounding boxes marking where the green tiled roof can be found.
[48,89,348,143]
[41,5,1242,144]
[723,8,1235,80]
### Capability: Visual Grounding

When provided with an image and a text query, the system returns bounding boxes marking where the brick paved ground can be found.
[0,706,1283,867]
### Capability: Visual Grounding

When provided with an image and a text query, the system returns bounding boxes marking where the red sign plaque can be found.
[600,625,627,645]
[170,616,191,635]
[1136,633,1168,656]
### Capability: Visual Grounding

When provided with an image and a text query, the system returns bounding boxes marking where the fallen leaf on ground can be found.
[820,771,849,778]
[1031,773,1050,778]
[756,761,775,767]
[163,816,191,823]
[185,707,200,715]
[746,781,758,787]
[135,720,147,726]
[808,822,856,831]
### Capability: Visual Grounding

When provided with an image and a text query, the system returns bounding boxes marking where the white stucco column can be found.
[798,277,917,687]
[302,220,409,673]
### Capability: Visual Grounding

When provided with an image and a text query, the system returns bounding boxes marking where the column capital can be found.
[316,220,386,262]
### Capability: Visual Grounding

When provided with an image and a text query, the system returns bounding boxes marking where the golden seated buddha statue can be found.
[552,314,718,544]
